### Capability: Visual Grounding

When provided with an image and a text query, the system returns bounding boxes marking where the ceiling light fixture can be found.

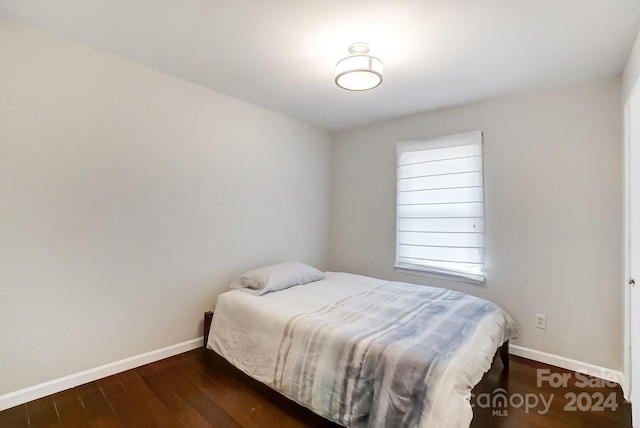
[335,42,383,91]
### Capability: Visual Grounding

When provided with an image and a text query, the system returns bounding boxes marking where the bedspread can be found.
[208,272,517,428]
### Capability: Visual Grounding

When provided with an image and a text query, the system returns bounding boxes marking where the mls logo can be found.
[492,410,509,417]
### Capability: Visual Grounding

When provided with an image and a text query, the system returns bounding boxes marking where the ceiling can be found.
[1,0,639,131]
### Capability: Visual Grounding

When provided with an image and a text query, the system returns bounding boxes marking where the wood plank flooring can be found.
[0,348,631,428]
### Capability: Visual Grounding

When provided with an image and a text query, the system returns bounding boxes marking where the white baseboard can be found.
[509,344,626,393]
[0,337,203,412]
[0,340,626,412]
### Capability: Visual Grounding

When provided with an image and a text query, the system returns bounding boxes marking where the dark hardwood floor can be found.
[0,348,631,428]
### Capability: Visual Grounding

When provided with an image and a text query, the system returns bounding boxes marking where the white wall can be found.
[0,18,331,395]
[329,77,623,370]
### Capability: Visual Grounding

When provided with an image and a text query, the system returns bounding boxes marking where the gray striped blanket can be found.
[208,272,518,428]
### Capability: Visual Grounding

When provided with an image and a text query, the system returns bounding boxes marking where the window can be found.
[395,131,485,283]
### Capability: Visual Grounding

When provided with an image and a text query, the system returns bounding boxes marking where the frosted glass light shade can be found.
[335,54,383,91]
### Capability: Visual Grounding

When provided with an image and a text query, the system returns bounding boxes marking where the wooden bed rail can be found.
[500,341,510,369]
[204,311,214,347]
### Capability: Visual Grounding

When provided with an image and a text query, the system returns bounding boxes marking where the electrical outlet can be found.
[536,314,546,329]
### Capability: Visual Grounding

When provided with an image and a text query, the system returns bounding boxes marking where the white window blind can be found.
[395,131,485,283]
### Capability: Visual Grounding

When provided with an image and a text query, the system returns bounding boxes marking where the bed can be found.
[204,263,518,428]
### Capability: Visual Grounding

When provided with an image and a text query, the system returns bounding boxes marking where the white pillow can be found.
[229,262,325,295]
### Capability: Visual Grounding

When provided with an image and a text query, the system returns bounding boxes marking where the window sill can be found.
[393,265,485,285]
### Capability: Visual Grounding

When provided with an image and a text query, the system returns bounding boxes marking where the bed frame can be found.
[203,310,510,369]
[204,311,213,346]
